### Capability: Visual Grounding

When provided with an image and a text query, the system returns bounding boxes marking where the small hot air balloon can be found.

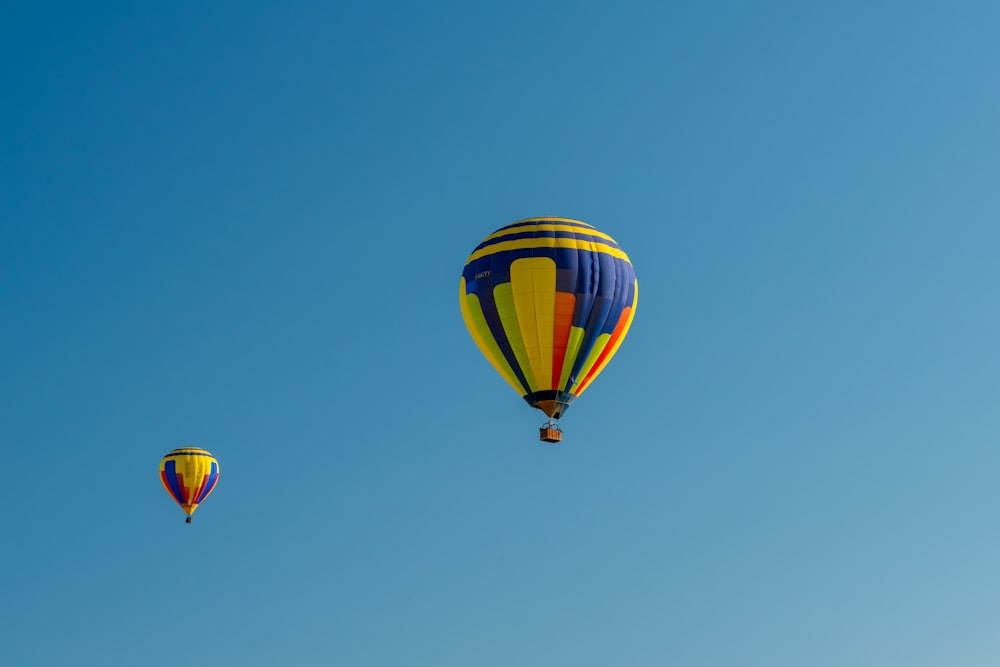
[159,447,220,523]
[459,217,638,442]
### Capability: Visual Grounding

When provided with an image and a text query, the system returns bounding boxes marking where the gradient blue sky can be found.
[3,2,1000,665]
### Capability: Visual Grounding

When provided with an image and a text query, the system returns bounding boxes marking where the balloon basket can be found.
[539,424,562,443]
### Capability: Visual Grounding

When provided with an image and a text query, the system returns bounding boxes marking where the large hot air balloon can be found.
[459,217,637,442]
[159,447,220,523]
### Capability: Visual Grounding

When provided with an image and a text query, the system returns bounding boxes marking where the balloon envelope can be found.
[459,217,637,419]
[159,447,220,520]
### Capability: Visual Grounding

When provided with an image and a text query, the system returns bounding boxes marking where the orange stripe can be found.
[577,306,632,392]
[550,292,576,389]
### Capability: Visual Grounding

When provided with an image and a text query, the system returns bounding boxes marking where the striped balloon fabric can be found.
[159,447,220,523]
[460,217,638,420]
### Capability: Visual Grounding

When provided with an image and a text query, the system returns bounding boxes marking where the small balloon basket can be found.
[539,422,563,443]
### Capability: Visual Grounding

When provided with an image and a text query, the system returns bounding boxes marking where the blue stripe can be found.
[163,460,186,503]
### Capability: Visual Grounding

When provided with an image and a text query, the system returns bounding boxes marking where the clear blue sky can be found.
[3,1,1000,665]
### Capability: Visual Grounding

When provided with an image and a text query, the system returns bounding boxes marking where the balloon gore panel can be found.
[159,448,220,518]
[460,218,638,419]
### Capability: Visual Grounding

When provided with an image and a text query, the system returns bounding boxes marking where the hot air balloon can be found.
[459,217,638,442]
[159,447,220,523]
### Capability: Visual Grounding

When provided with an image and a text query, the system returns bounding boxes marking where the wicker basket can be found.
[539,427,562,443]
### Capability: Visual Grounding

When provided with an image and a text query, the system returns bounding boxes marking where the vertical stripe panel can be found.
[566,251,617,385]
[494,282,538,392]
[510,257,556,391]
[558,326,586,390]
[550,292,576,389]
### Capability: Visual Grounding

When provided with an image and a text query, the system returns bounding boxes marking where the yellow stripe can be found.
[494,282,538,392]
[558,326,586,390]
[510,257,556,391]
[576,280,638,396]
[570,332,613,395]
[459,278,527,396]
[480,222,615,244]
[466,237,631,264]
